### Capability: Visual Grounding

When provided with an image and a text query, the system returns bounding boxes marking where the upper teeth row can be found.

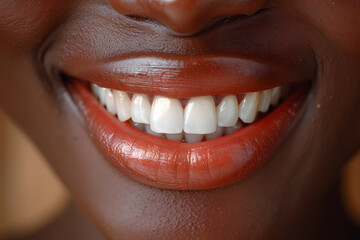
[91,84,287,135]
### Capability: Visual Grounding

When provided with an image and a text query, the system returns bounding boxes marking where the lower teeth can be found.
[128,120,244,143]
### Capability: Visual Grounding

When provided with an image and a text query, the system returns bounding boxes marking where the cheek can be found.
[0,0,72,123]
[0,0,74,52]
[298,0,360,56]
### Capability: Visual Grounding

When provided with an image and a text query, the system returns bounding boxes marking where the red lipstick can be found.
[69,80,307,190]
[48,9,314,190]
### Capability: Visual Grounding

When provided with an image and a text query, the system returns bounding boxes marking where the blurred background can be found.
[0,109,359,238]
[0,110,69,238]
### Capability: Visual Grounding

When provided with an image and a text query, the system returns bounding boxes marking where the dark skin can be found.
[1,0,360,239]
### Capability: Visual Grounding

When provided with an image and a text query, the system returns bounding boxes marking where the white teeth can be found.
[239,92,260,123]
[145,124,164,137]
[224,121,243,135]
[150,96,183,134]
[91,84,292,141]
[184,96,217,134]
[270,86,281,106]
[131,94,151,124]
[98,86,107,105]
[217,95,239,127]
[166,133,183,142]
[185,133,203,143]
[258,89,272,113]
[113,90,131,122]
[104,89,116,115]
[205,127,224,141]
[91,84,101,98]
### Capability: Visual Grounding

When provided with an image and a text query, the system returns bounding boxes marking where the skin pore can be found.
[0,0,360,239]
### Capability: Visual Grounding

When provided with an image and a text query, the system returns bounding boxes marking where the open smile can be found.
[63,54,311,190]
[45,9,316,190]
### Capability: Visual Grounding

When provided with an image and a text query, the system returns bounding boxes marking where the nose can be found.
[107,0,266,35]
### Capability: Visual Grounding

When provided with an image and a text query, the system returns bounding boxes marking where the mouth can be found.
[44,8,316,190]
[62,54,311,190]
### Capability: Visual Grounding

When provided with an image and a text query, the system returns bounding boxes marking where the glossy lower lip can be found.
[68,80,307,190]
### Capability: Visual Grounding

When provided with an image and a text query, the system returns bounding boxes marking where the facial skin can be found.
[0,0,359,239]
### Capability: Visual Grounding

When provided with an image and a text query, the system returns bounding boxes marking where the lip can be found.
[48,8,316,98]
[45,8,315,190]
[63,54,313,99]
[68,79,307,190]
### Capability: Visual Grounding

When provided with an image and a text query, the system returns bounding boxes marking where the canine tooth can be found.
[205,127,224,141]
[91,84,101,98]
[113,90,131,122]
[104,89,116,115]
[166,133,183,142]
[217,95,239,127]
[98,87,107,105]
[145,124,164,137]
[184,96,217,134]
[239,92,260,123]
[131,94,151,124]
[185,133,203,143]
[150,96,183,134]
[270,86,281,106]
[258,90,272,113]
[225,122,243,135]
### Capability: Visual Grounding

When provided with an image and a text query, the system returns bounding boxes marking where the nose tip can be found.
[107,0,266,35]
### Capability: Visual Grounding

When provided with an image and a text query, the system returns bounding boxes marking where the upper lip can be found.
[45,8,316,96]
[64,54,313,98]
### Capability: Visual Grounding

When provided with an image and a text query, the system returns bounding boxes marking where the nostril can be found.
[108,0,268,35]
[125,14,158,23]
[124,13,258,37]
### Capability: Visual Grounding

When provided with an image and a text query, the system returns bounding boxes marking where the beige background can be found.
[0,109,359,237]
[0,110,69,238]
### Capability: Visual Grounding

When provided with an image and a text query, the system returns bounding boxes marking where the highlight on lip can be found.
[69,79,306,190]
[60,32,314,189]
[90,83,291,143]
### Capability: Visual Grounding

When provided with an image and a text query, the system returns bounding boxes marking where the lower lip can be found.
[68,80,307,190]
